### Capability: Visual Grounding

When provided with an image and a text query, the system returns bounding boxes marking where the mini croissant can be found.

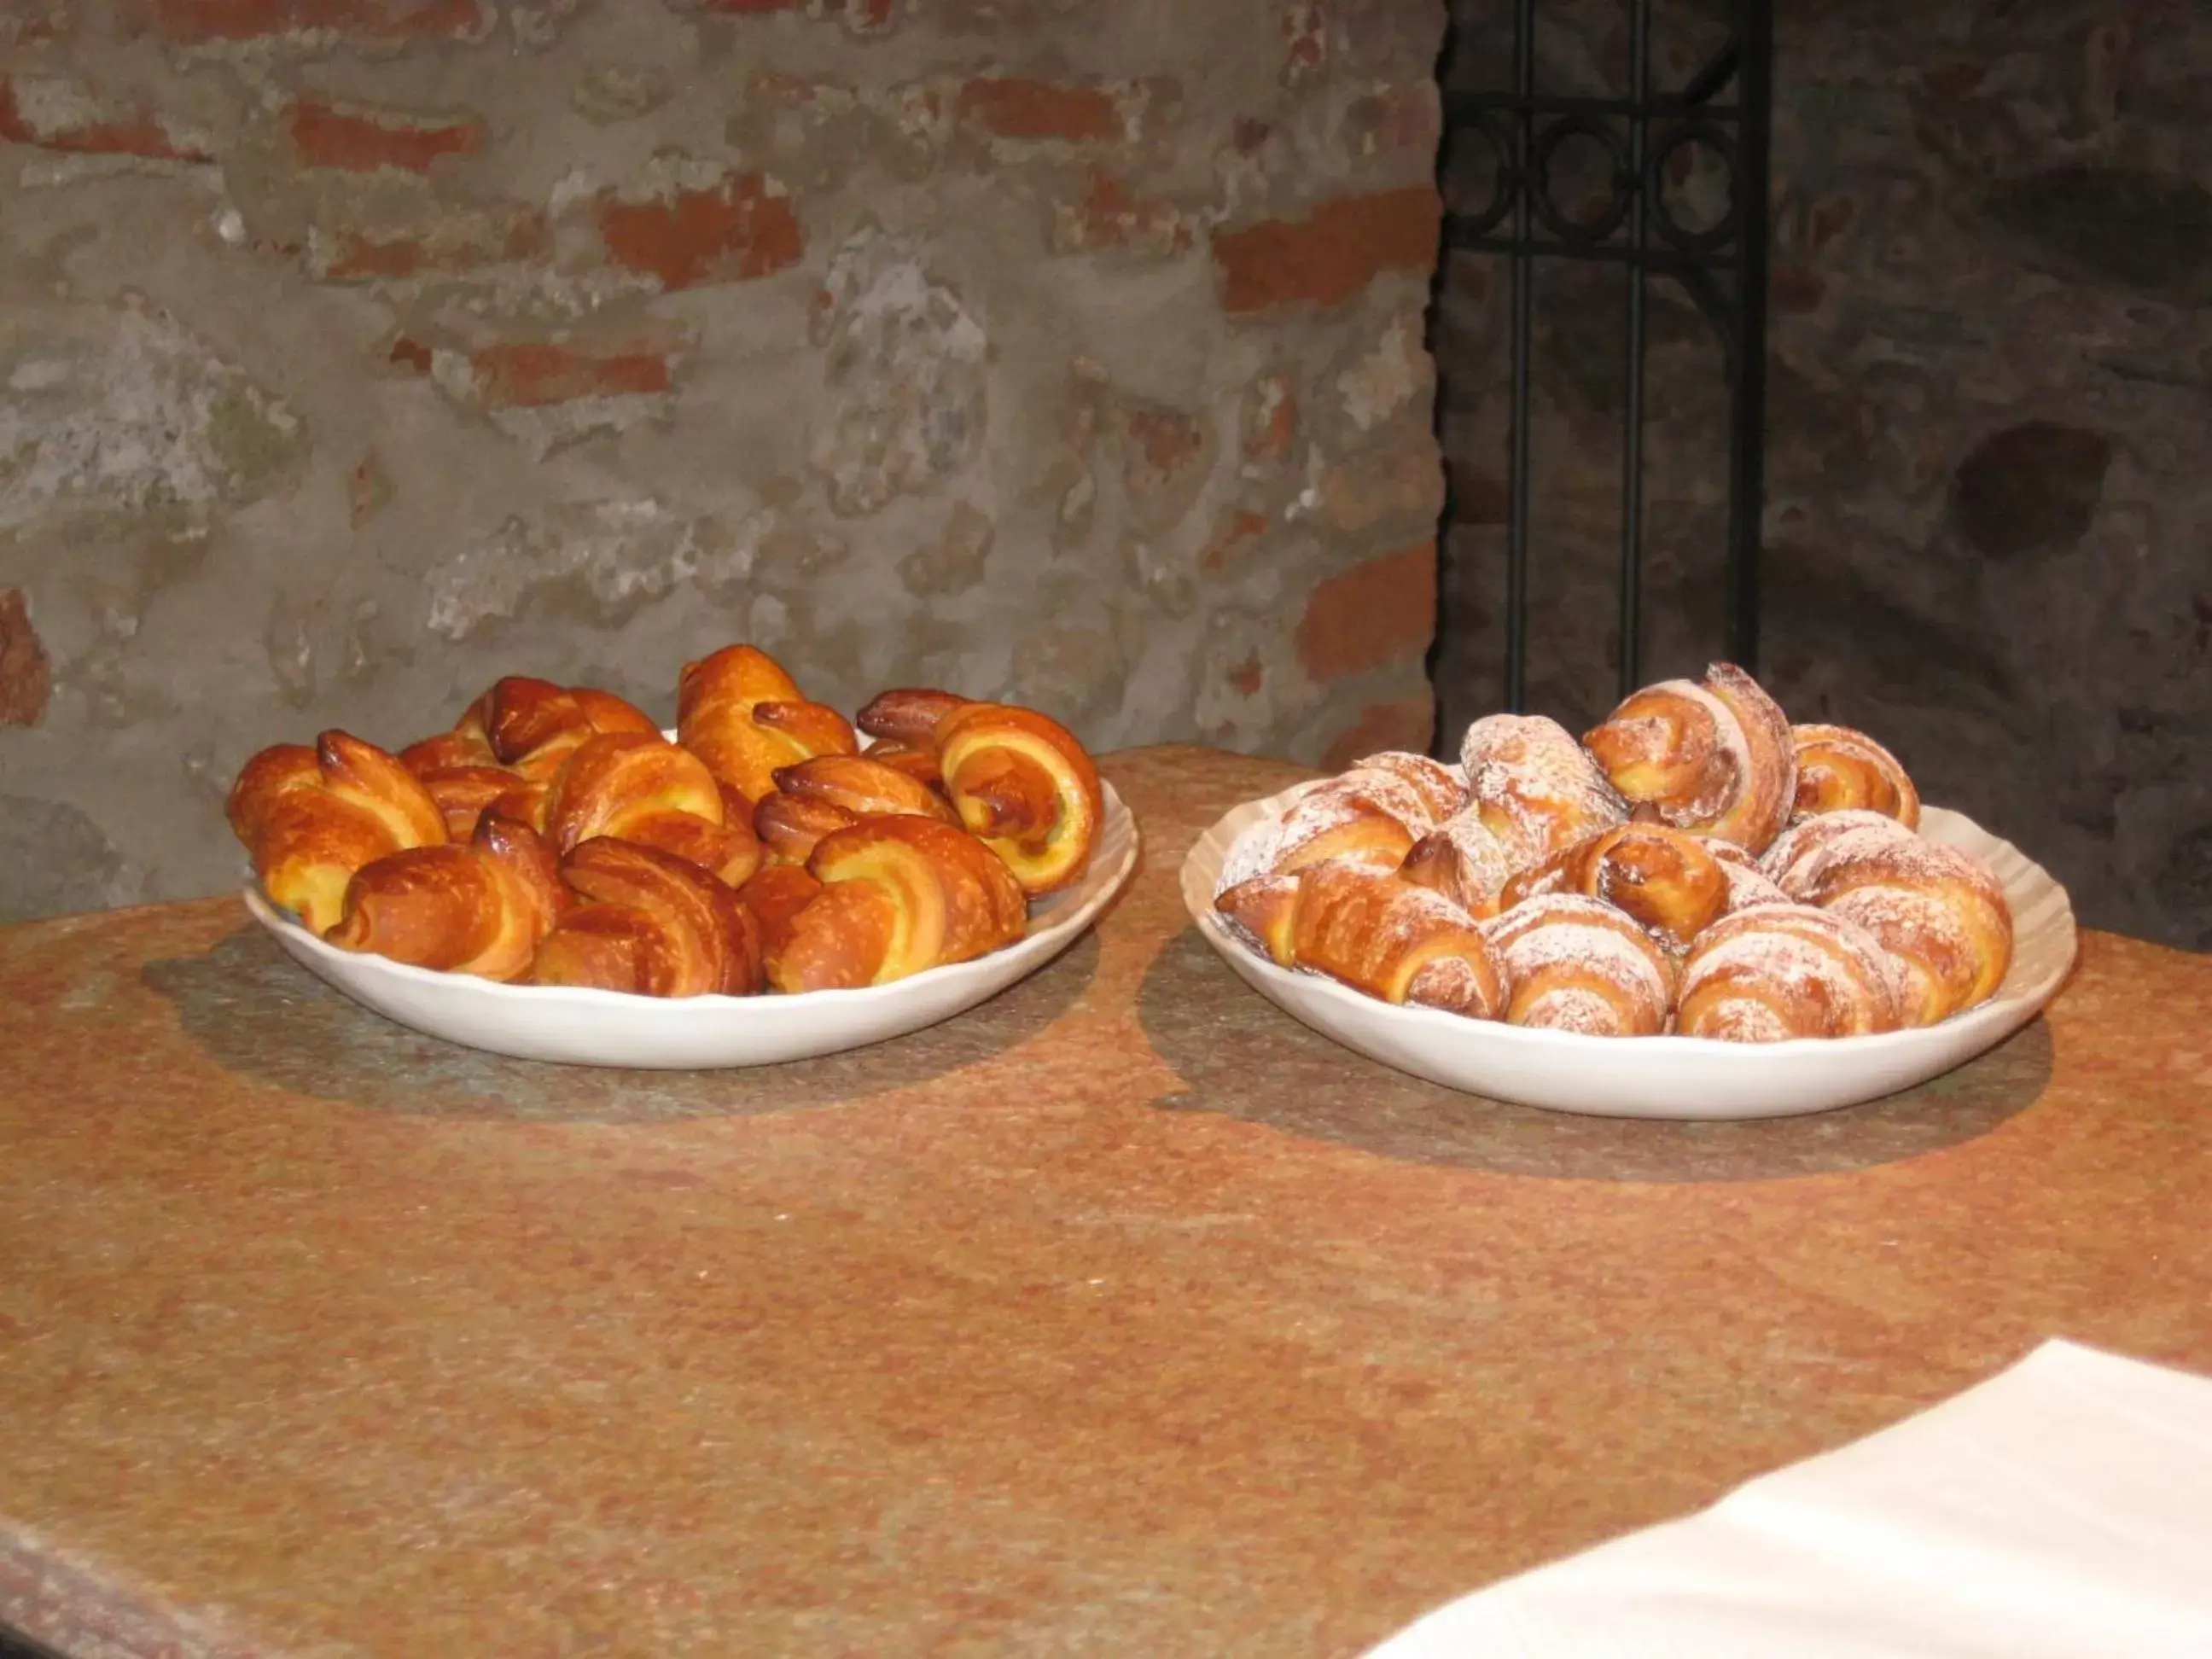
[527,837,764,998]
[405,676,661,786]
[766,816,1027,993]
[752,754,956,864]
[326,813,569,981]
[229,731,449,935]
[1214,860,1504,1017]
[537,731,761,888]
[934,702,1105,897]
[677,643,858,804]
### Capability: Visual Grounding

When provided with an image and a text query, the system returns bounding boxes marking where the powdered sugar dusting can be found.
[1761,809,1912,897]
[1348,751,1466,822]
[1405,953,1496,1017]
[1679,903,1902,1039]
[1401,808,1514,912]
[1708,840,1789,912]
[1214,771,1432,895]
[1482,894,1670,1034]
[1460,714,1627,871]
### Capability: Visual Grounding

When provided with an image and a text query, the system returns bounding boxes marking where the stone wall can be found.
[0,0,1449,923]
[1436,0,2212,950]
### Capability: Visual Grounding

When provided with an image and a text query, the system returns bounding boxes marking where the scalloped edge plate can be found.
[1180,782,2076,1121]
[244,780,1138,1069]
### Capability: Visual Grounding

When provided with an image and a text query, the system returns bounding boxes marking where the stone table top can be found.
[3,744,2209,1659]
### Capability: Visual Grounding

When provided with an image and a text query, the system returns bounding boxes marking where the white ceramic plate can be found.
[245,781,1137,1069]
[1181,783,2076,1121]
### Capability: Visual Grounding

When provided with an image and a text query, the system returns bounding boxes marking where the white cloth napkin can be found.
[1365,1340,2212,1659]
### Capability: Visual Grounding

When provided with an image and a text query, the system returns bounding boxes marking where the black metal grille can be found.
[1440,0,1773,707]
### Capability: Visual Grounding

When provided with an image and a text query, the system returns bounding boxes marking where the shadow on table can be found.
[143,923,1098,1125]
[1137,925,2052,1183]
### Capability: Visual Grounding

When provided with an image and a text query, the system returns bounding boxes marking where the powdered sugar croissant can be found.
[1214,860,1504,1017]
[1583,661,1796,853]
[1481,894,1674,1036]
[1676,903,1903,1041]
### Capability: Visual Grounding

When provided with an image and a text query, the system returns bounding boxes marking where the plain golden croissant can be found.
[1214,861,1504,1017]
[325,813,570,981]
[767,816,1028,993]
[1581,661,1796,853]
[933,701,1105,897]
[753,754,957,864]
[228,731,450,934]
[1459,713,1628,873]
[677,643,858,804]
[735,862,827,960]
[408,763,532,841]
[1790,724,1921,829]
[851,690,987,789]
[1676,903,1903,1041]
[405,676,661,787]
[1499,823,1729,952]
[1480,894,1675,1036]
[1780,821,2014,1027]
[526,837,764,998]
[1213,767,1443,894]
[537,731,762,888]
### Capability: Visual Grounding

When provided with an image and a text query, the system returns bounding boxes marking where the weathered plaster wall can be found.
[0,0,1449,923]
[1436,0,2212,950]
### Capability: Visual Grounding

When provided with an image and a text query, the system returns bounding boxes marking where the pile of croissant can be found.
[226,644,1105,998]
[1214,662,2017,1042]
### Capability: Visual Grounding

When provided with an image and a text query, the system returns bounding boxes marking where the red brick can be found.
[315,207,543,281]
[597,171,801,290]
[1201,509,1269,572]
[468,341,676,407]
[286,99,480,172]
[390,334,684,407]
[1213,188,1441,314]
[0,589,52,727]
[1051,171,1192,257]
[1227,657,1265,697]
[1322,696,1435,772]
[958,78,1119,143]
[701,0,804,9]
[0,75,212,163]
[1295,543,1436,683]
[144,0,488,44]
[1121,406,1207,499]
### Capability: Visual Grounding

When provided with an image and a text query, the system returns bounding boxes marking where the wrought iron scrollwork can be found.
[1440,0,1774,706]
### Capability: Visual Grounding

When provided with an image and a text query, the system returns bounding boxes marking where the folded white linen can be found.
[1365,1339,2212,1659]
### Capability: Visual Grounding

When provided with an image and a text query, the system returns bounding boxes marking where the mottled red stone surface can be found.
[8,747,2204,1657]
